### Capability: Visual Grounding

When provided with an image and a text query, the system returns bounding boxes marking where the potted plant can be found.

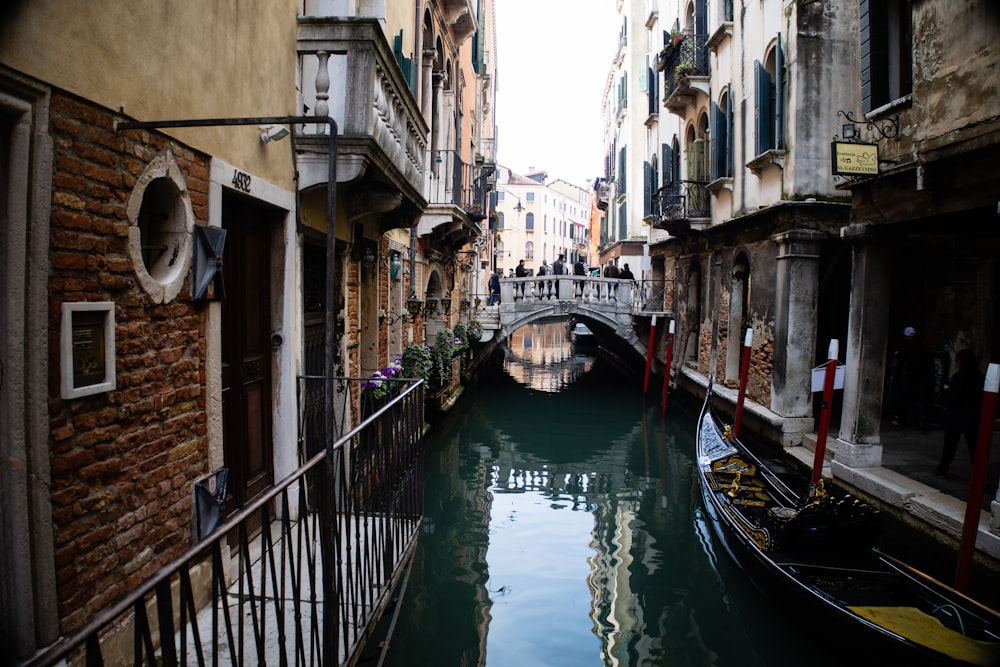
[467,319,483,343]
[400,344,433,381]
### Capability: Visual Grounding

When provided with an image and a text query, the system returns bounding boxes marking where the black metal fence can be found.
[25,378,424,667]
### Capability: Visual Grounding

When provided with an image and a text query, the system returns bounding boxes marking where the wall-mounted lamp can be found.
[474,296,482,309]
[361,247,376,272]
[260,125,290,144]
[836,109,900,142]
[440,297,452,315]
[460,299,470,313]
[424,297,439,314]
[380,307,409,327]
[389,251,402,279]
[514,200,524,213]
[406,297,423,318]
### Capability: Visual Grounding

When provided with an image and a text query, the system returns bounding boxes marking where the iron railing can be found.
[653,180,710,226]
[25,378,425,667]
[660,32,709,98]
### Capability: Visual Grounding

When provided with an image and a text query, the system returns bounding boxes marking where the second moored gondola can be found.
[696,387,1000,666]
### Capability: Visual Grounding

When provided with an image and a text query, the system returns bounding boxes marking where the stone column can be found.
[420,50,434,127]
[833,223,891,468]
[771,230,824,421]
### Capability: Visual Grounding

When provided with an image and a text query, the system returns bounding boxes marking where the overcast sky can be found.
[494,0,619,189]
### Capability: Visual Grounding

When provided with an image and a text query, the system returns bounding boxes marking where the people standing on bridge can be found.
[935,348,984,477]
[552,254,566,298]
[515,259,528,299]
[488,270,501,305]
[573,257,586,275]
[619,263,635,281]
[537,259,550,298]
[604,261,620,300]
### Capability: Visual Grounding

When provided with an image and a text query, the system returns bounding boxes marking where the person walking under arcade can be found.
[935,349,985,477]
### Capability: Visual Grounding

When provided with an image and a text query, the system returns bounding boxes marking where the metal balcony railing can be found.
[26,378,425,667]
[428,149,492,220]
[652,180,709,234]
[659,32,710,99]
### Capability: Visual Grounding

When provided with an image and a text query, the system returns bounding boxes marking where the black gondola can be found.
[696,386,1000,666]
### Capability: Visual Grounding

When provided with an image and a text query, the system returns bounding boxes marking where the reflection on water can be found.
[385,322,841,667]
[505,320,594,393]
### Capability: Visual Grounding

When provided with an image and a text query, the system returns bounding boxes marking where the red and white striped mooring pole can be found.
[660,320,675,415]
[811,339,839,486]
[954,362,999,592]
[733,328,753,439]
[643,315,657,393]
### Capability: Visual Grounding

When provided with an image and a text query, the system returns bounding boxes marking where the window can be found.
[525,192,535,202]
[498,191,505,200]
[753,37,783,156]
[860,0,912,113]
[127,151,196,303]
[711,91,734,180]
[525,241,534,259]
[525,212,535,231]
[497,212,505,229]
[643,159,655,218]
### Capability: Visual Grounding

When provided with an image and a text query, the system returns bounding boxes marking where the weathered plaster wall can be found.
[0,0,298,188]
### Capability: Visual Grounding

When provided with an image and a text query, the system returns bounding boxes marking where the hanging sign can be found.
[831,142,879,176]
[811,363,846,392]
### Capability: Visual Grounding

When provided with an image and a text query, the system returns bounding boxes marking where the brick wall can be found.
[47,92,208,632]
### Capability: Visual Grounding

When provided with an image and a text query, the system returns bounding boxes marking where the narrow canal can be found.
[383,320,845,667]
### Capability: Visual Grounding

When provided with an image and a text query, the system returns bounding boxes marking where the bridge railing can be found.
[499,276,634,307]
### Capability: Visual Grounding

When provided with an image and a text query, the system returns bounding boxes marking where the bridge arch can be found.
[497,301,646,359]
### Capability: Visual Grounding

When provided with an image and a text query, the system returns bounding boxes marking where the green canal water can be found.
[383,322,845,666]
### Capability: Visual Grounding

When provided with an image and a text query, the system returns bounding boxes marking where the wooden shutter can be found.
[710,102,721,182]
[662,143,673,187]
[754,61,771,155]
[643,161,652,217]
[775,34,784,150]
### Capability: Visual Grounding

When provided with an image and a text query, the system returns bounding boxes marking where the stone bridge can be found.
[479,276,652,358]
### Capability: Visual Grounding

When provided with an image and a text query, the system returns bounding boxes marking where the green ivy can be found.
[401,343,433,381]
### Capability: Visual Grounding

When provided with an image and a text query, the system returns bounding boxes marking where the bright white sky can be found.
[494,0,620,190]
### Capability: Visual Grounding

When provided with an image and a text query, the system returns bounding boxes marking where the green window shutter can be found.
[662,143,673,187]
[775,33,784,150]
[643,161,652,217]
[710,101,721,182]
[618,202,627,239]
[754,61,772,155]
[726,100,734,177]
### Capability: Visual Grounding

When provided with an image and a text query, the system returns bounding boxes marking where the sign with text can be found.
[831,141,879,176]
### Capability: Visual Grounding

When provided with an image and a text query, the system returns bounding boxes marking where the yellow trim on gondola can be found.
[848,606,1000,666]
[723,505,771,550]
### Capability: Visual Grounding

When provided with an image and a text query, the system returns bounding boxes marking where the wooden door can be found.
[221,194,274,514]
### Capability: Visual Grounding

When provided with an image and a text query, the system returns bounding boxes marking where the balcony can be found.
[595,178,610,211]
[659,32,710,114]
[651,181,710,237]
[440,0,477,44]
[417,149,485,249]
[296,17,429,226]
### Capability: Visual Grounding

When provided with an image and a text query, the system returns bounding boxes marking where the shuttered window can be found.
[860,0,912,113]
[754,60,773,156]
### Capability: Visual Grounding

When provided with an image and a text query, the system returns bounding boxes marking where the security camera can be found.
[260,125,290,143]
